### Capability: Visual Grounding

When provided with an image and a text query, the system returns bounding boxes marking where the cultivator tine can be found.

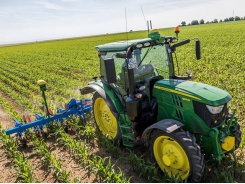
[22,115,27,123]
[65,103,69,110]
[39,126,48,139]
[48,108,54,115]
[13,119,27,147]
[22,115,31,123]
[18,133,27,147]
[26,115,31,123]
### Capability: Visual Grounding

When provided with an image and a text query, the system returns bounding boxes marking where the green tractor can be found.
[80,27,242,182]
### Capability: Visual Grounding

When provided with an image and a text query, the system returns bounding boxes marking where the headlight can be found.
[206,105,224,114]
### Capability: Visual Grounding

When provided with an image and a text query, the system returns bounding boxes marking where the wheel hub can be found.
[162,154,176,166]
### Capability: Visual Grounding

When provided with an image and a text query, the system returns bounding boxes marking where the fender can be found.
[141,119,183,146]
[80,83,119,118]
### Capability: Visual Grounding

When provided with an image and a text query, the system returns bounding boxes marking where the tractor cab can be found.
[97,36,174,98]
[96,29,200,99]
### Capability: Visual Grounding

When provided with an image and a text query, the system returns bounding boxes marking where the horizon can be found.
[0,20,244,47]
[1,0,245,45]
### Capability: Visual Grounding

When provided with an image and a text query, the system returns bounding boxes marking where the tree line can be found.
[181,16,245,26]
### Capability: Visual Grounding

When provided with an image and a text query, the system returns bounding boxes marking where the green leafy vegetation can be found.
[0,125,34,182]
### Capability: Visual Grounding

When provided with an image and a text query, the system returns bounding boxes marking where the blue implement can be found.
[5,98,92,136]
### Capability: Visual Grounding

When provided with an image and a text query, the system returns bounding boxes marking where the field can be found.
[0,20,245,182]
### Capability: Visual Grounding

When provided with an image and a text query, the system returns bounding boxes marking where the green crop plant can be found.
[97,132,121,159]
[125,149,162,182]
[56,130,90,165]
[50,123,129,182]
[65,116,95,141]
[30,132,70,182]
[12,152,34,183]
[88,155,129,183]
[0,95,22,120]
[50,123,90,165]
[0,125,34,182]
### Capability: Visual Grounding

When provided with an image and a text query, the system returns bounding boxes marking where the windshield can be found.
[137,44,170,78]
[101,44,170,92]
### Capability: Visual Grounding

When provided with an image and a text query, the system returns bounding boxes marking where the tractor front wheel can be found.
[92,92,121,143]
[151,129,204,182]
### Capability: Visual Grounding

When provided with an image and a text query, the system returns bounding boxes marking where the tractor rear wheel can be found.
[234,123,242,149]
[92,92,121,143]
[151,129,204,182]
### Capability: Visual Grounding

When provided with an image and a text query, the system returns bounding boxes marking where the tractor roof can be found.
[95,38,152,52]
[95,36,176,52]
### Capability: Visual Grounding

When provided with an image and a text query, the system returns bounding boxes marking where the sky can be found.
[0,0,245,45]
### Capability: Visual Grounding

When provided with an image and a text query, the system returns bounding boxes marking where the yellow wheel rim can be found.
[94,97,117,139]
[153,135,190,180]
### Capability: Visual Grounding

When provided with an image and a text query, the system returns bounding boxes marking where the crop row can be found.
[0,61,80,100]
[0,125,34,182]
[29,132,71,182]
[52,124,129,183]
[0,92,22,120]
[0,80,40,115]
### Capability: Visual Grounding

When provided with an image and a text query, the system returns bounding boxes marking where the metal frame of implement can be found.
[5,98,92,136]
[5,80,92,139]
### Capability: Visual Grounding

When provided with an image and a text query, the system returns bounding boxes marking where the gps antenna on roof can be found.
[147,21,149,33]
[147,20,152,33]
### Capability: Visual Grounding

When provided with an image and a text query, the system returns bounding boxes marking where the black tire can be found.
[234,123,242,149]
[92,92,121,143]
[150,129,204,182]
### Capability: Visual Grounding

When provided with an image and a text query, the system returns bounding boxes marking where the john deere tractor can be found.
[80,27,242,182]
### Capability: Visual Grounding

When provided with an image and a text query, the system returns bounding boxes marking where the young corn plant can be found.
[125,149,185,183]
[50,124,129,182]
[29,132,70,183]
[88,155,129,183]
[55,127,90,165]
[97,133,121,159]
[125,149,162,182]
[12,152,34,183]
[66,116,96,142]
[0,125,34,183]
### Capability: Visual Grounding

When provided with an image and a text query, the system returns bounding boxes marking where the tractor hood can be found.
[154,79,231,106]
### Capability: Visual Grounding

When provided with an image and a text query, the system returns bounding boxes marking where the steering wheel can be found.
[154,67,169,74]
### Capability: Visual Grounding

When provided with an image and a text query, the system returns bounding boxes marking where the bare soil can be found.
[0,106,13,129]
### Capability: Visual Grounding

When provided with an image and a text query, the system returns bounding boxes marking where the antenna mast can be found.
[141,6,147,30]
[125,7,128,45]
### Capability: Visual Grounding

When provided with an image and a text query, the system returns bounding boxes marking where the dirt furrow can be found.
[0,107,13,129]
[0,147,16,183]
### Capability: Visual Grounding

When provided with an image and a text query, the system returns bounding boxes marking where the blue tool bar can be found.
[5,98,92,135]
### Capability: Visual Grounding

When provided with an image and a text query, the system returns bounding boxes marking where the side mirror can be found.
[102,58,117,83]
[196,40,201,60]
